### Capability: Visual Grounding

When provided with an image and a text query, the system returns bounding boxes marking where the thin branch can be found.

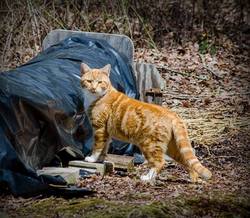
[121,0,133,40]
[199,53,223,79]
[130,5,158,51]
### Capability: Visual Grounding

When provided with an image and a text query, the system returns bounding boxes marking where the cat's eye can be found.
[97,81,102,84]
[86,80,92,83]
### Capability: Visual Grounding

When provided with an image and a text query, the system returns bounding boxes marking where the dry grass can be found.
[175,107,250,145]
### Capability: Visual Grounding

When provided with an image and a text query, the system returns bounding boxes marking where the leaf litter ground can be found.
[1,44,250,217]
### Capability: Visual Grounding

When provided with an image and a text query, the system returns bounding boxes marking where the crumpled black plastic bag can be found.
[0,36,139,196]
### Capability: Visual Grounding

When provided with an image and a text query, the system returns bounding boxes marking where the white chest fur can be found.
[82,89,99,110]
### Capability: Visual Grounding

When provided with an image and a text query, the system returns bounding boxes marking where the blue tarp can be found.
[0,36,139,196]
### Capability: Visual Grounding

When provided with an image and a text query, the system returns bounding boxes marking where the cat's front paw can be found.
[140,174,151,182]
[140,168,157,183]
[84,151,101,163]
[85,155,98,163]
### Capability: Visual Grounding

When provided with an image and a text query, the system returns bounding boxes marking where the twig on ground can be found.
[157,65,189,77]
[199,53,222,79]
[158,64,206,80]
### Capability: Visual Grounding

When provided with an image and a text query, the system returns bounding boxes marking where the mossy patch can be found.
[8,192,250,218]
[10,197,173,218]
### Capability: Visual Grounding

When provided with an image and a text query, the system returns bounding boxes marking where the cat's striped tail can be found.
[171,117,212,181]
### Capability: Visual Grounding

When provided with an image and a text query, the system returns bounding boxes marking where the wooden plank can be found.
[145,88,163,105]
[37,167,81,185]
[68,160,113,176]
[105,154,134,171]
[133,62,165,104]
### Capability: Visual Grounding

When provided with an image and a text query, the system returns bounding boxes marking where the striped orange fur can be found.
[80,63,212,182]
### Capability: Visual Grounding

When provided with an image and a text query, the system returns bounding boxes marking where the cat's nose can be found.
[90,88,96,93]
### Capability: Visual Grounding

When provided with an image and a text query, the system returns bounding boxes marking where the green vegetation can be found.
[14,192,250,218]
[198,34,217,55]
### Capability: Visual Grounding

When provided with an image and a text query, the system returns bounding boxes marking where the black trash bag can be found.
[0,119,68,197]
[0,36,139,196]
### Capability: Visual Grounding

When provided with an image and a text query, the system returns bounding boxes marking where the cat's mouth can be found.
[90,89,107,96]
[88,89,104,97]
[83,88,106,97]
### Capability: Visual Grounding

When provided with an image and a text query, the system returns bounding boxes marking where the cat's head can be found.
[80,63,111,96]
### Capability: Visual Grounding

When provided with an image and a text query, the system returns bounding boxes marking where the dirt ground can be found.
[1,133,249,217]
[1,44,250,217]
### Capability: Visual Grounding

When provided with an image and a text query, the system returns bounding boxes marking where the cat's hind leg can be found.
[85,127,109,163]
[140,144,165,182]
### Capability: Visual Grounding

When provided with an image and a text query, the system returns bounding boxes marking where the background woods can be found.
[0,0,249,70]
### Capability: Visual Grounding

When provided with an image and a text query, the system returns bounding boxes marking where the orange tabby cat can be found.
[80,63,212,182]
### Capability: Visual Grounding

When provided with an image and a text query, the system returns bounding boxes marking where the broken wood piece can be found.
[37,167,81,185]
[145,88,163,105]
[133,63,165,103]
[105,154,134,171]
[68,160,113,176]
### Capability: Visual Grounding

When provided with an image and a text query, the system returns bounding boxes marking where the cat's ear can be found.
[101,64,111,76]
[81,63,91,76]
